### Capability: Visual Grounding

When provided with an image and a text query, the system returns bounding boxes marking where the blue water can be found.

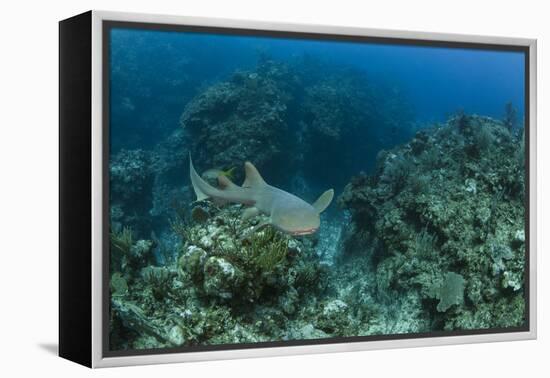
[109,27,525,154]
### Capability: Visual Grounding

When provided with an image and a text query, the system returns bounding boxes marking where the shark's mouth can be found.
[291,227,319,236]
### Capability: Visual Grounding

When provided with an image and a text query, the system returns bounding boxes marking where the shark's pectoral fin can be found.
[242,206,260,221]
[312,189,334,213]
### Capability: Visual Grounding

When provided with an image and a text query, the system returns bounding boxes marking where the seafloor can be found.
[109,59,526,351]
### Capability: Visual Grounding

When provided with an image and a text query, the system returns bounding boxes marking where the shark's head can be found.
[271,205,320,236]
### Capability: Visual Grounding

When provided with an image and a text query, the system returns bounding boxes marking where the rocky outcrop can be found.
[339,115,526,330]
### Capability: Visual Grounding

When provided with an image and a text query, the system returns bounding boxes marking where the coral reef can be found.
[503,102,519,132]
[339,114,526,330]
[299,68,413,186]
[107,50,526,349]
[109,111,526,351]
[109,149,155,235]
[179,58,413,188]
[108,56,414,241]
[105,25,528,355]
[180,59,297,182]
[109,204,332,350]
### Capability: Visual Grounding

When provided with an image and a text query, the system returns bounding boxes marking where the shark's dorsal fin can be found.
[312,189,334,213]
[242,162,267,188]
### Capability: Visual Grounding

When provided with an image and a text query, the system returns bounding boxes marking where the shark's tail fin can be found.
[189,154,211,201]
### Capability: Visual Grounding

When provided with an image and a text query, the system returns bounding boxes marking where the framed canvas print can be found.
[59,10,537,368]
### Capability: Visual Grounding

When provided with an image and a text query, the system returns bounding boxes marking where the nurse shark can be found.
[189,155,334,235]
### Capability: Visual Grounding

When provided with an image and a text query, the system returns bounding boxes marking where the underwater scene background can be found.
[108,26,527,352]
